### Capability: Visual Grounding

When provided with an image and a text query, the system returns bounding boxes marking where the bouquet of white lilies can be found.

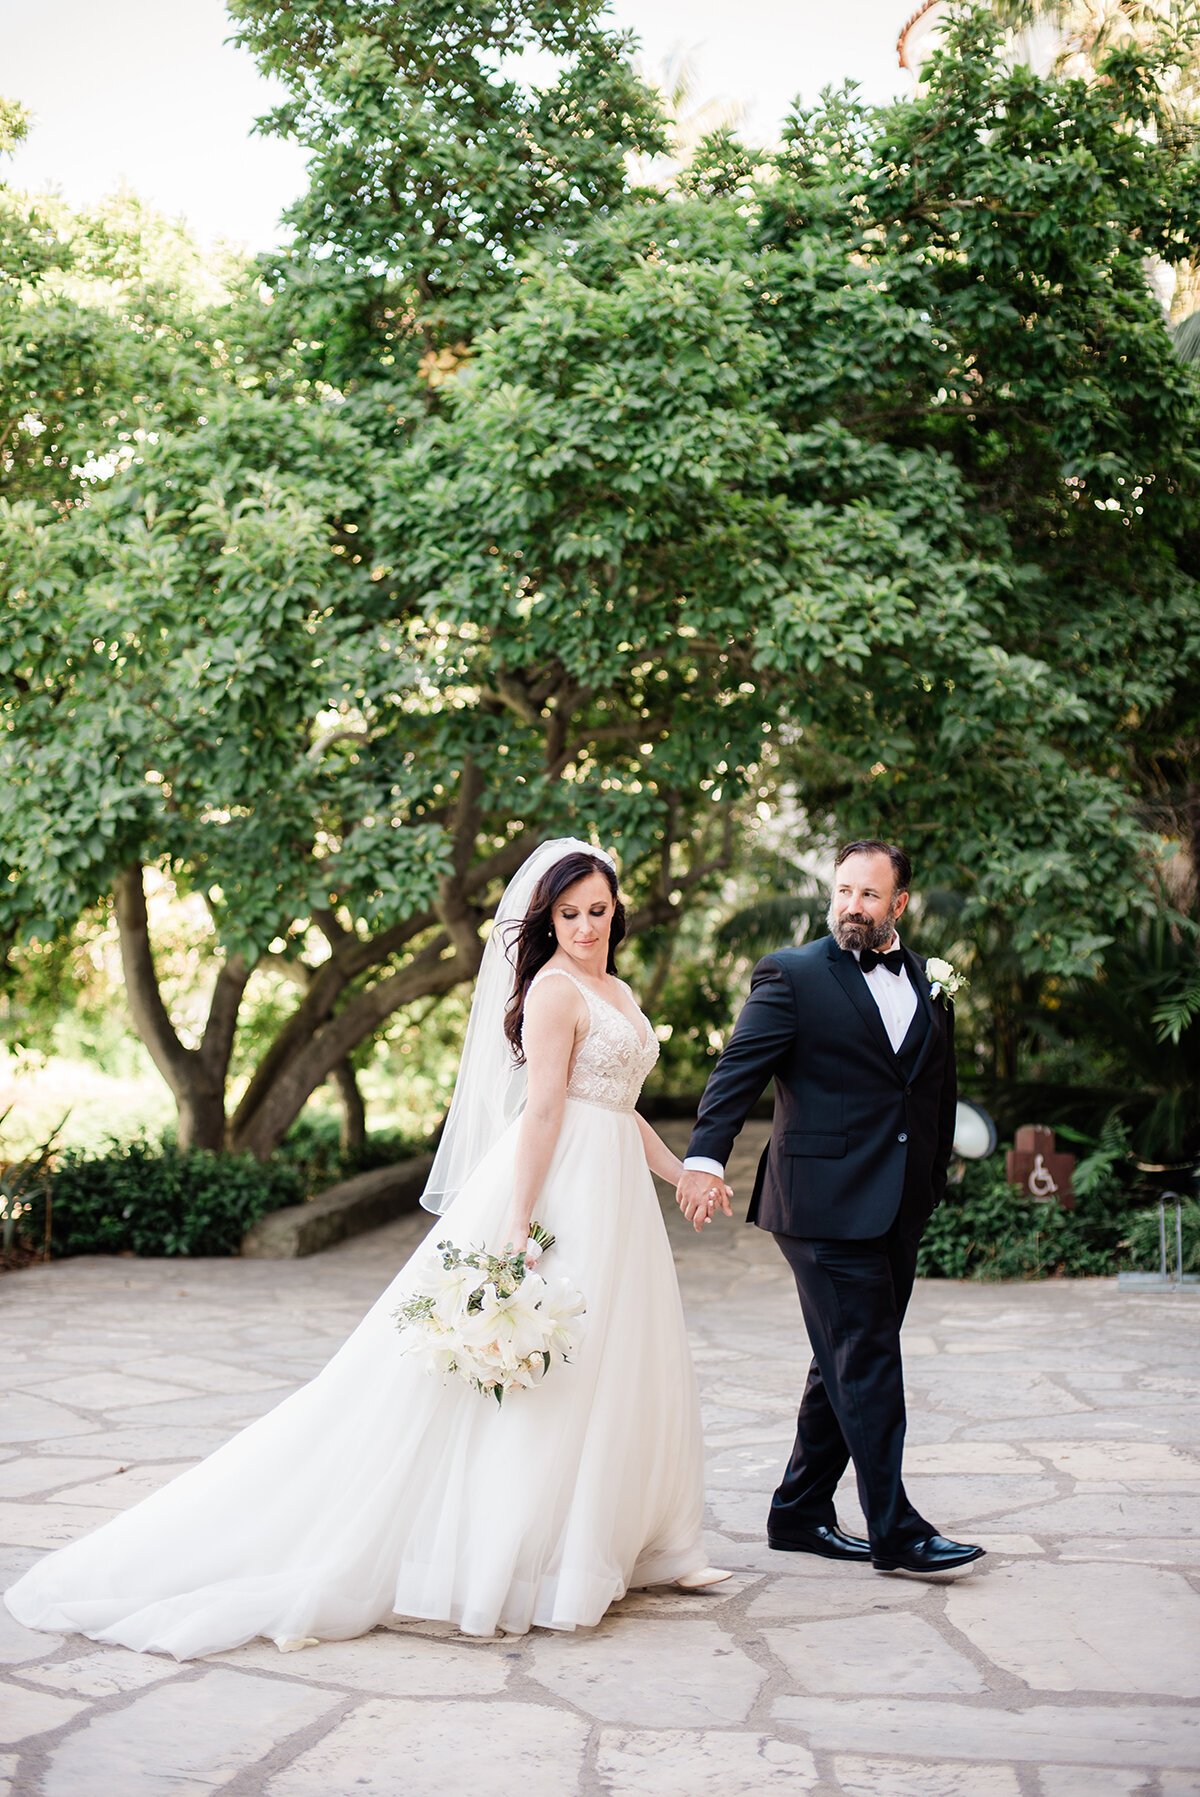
[394,1223,585,1406]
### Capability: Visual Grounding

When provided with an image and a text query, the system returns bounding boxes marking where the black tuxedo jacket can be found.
[687,936,957,1240]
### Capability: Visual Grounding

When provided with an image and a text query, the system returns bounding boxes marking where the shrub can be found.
[275,1114,422,1189]
[917,1126,1141,1281]
[45,1141,303,1258]
[0,1118,58,1267]
[1121,1200,1200,1277]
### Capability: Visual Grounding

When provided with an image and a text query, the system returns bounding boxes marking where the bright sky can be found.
[1,0,917,253]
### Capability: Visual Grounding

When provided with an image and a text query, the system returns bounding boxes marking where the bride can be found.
[5,839,731,1658]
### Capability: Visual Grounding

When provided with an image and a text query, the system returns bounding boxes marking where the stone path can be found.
[2,1123,1198,1795]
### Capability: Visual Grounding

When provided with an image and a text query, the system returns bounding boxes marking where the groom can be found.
[677,840,984,1575]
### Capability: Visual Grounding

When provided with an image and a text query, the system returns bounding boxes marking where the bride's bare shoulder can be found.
[526,966,588,1016]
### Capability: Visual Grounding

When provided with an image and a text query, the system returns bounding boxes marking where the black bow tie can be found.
[860,947,905,976]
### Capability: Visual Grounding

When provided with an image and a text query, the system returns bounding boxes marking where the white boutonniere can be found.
[925,955,967,1004]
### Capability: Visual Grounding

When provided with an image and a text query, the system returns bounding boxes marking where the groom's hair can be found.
[835,840,911,893]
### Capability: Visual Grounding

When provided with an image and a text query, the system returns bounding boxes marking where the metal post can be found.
[1117,1184,1198,1290]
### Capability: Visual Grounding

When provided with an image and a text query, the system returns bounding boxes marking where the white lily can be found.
[394,1239,584,1403]
[430,1260,490,1328]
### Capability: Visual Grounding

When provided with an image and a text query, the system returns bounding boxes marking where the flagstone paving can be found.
[1,1122,1198,1796]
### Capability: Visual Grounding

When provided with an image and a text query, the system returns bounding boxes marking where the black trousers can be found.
[769,1189,933,1554]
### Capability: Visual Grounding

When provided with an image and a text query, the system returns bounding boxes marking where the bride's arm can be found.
[505,978,582,1254]
[634,1114,685,1185]
[635,1114,734,1205]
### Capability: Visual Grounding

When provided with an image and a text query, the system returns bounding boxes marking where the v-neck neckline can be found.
[551,968,653,1052]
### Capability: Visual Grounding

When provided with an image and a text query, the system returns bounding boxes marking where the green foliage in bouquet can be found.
[394,1222,581,1405]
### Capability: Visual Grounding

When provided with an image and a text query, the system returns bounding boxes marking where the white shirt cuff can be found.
[683,1156,726,1178]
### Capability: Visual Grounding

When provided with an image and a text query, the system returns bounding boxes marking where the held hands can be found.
[675,1170,734,1233]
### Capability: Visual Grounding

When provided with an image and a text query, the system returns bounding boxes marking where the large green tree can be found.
[758,12,1200,963]
[3,3,1198,1152]
[0,103,233,510]
[1,7,759,1156]
[227,0,668,413]
[681,8,1200,1082]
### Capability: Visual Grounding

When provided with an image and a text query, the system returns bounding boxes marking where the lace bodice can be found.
[529,968,659,1113]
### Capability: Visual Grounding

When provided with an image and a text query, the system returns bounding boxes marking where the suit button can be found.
[905,1085,913,1095]
[898,1132,908,1143]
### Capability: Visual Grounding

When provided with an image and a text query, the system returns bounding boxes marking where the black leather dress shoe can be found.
[767,1523,872,1562]
[872,1535,986,1574]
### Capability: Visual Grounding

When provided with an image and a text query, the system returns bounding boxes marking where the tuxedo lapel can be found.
[825,939,902,1078]
[902,946,938,1085]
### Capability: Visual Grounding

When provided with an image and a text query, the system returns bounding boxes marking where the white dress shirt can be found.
[684,935,918,1180]
[860,934,918,1054]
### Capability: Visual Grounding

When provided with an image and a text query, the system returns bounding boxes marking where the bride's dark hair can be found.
[503,851,626,1063]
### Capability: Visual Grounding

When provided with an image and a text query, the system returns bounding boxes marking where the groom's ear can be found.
[894,887,911,921]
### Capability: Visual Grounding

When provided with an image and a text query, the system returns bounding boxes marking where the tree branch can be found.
[230,904,444,1140]
[627,805,737,935]
[198,952,251,1080]
[232,933,464,1154]
[544,680,588,772]
[328,1059,366,1154]
[343,907,439,976]
[436,759,488,960]
[464,835,534,899]
[230,956,350,1137]
[313,905,354,961]
[307,725,371,761]
[308,933,457,1070]
[113,864,194,1097]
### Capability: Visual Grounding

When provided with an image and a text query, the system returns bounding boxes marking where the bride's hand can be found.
[505,1217,539,1265]
[675,1171,734,1232]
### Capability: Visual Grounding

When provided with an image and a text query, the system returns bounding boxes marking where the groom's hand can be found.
[676,1170,734,1232]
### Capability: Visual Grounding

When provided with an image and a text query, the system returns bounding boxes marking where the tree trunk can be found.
[230,940,469,1160]
[330,1061,366,1156]
[225,823,732,1163]
[993,1009,1020,1084]
[115,863,249,1156]
[176,1082,229,1154]
[118,820,730,1165]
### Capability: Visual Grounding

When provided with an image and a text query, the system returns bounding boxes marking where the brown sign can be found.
[1006,1125,1075,1210]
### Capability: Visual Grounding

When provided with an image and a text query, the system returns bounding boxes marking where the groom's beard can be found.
[828,901,901,955]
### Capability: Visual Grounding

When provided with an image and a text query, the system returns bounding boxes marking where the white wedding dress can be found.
[5,968,707,1658]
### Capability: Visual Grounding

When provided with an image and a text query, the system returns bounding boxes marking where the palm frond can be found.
[715,895,827,961]
[1037,915,1200,1159]
[1172,308,1200,364]
[1153,962,1200,1042]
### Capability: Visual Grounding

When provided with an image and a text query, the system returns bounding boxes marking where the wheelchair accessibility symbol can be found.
[1005,1125,1076,1209]
[1028,1153,1058,1198]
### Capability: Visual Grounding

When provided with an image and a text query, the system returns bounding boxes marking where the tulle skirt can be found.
[4,1098,706,1658]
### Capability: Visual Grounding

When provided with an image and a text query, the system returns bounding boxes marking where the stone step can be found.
[240,1155,435,1258]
